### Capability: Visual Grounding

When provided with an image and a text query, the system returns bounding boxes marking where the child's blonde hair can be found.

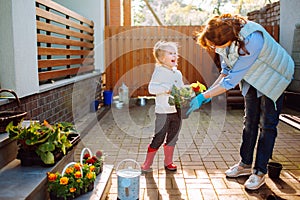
[153,41,179,64]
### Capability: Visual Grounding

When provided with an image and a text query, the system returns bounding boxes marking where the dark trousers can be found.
[240,86,284,174]
[149,112,182,149]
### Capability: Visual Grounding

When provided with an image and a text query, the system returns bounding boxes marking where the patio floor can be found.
[78,98,300,200]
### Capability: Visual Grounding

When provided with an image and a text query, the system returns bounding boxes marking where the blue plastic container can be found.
[103,90,113,105]
[90,100,100,112]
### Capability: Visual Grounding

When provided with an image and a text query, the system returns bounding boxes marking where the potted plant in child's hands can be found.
[168,82,207,119]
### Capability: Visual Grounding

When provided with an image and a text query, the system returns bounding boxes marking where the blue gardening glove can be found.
[186,93,207,116]
[203,97,211,104]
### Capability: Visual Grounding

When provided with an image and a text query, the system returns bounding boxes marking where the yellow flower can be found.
[90,165,95,172]
[60,177,69,185]
[190,81,207,94]
[86,172,94,179]
[74,171,82,179]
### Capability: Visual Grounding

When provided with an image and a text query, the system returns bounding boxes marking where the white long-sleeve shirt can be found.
[148,64,184,114]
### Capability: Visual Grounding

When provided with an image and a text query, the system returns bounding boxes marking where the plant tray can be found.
[17,133,81,167]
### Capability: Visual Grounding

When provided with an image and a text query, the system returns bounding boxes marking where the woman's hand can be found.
[186,93,207,115]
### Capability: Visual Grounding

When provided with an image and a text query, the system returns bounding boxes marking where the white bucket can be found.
[116,159,141,200]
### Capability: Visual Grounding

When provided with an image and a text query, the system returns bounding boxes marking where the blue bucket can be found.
[103,90,113,105]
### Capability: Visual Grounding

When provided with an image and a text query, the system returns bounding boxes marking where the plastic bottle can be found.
[118,83,129,104]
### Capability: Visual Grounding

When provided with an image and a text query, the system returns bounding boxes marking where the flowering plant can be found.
[190,81,207,95]
[82,150,104,175]
[168,81,207,108]
[47,162,96,200]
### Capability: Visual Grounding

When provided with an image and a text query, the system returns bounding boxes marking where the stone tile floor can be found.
[78,98,300,200]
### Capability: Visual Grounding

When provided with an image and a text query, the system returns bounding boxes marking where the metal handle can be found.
[0,89,21,107]
[80,147,93,165]
[116,159,141,172]
[62,162,83,177]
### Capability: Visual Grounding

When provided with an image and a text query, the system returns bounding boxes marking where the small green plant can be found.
[7,120,76,164]
[168,85,194,108]
[168,82,207,109]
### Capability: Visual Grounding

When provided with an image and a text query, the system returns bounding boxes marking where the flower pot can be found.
[87,181,94,192]
[17,133,80,167]
[49,192,74,200]
[176,106,190,119]
[17,148,64,167]
[267,162,282,179]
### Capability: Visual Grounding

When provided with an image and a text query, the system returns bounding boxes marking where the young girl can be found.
[188,14,294,190]
[141,41,184,172]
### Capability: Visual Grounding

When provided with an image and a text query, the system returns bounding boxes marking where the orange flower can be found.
[86,172,94,179]
[69,187,76,193]
[60,177,69,185]
[74,171,82,179]
[47,173,57,182]
[89,165,95,172]
[74,163,82,171]
[65,167,74,174]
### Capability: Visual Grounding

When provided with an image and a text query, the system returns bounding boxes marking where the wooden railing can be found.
[36,0,94,84]
[104,25,279,98]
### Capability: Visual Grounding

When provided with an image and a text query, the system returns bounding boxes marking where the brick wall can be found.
[0,75,102,124]
[247,1,280,25]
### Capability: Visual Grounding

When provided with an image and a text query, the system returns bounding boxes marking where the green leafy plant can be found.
[168,85,194,108]
[7,120,76,164]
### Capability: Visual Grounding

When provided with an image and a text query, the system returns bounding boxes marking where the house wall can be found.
[247,1,280,26]
[0,0,39,97]
[0,75,101,124]
[280,0,300,54]
[247,0,300,54]
[0,0,103,125]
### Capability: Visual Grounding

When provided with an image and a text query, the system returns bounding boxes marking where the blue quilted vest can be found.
[216,21,294,103]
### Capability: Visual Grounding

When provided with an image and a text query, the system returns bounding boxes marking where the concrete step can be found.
[0,141,113,200]
[0,145,78,200]
[0,107,113,200]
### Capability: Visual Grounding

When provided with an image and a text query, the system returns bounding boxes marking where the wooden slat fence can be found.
[36,0,94,83]
[104,25,279,98]
[104,26,217,98]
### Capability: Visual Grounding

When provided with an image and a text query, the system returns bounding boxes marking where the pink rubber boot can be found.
[164,144,177,171]
[141,146,157,173]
